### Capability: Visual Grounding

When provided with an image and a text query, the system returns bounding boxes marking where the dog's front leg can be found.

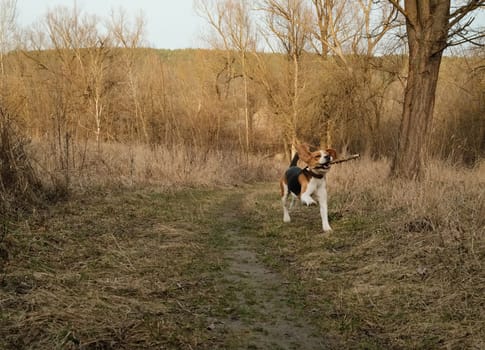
[301,194,316,206]
[317,186,332,232]
[300,181,317,206]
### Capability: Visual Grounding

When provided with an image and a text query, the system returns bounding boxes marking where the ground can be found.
[1,182,483,349]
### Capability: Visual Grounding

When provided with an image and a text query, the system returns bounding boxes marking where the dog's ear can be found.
[326,148,337,160]
[295,143,312,163]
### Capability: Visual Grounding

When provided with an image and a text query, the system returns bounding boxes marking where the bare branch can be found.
[387,0,407,19]
[448,31,485,47]
[0,0,17,75]
[449,0,485,29]
[107,7,146,49]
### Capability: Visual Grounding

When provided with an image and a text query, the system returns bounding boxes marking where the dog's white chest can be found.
[307,177,326,195]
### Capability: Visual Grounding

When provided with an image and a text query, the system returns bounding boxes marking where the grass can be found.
[28,140,281,190]
[1,155,484,349]
[1,188,229,348]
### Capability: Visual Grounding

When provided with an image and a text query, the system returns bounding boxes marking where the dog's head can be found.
[295,143,337,173]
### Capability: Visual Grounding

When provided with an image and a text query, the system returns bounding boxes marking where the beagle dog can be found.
[280,143,337,232]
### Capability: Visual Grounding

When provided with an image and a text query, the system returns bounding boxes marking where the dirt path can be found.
[210,191,329,349]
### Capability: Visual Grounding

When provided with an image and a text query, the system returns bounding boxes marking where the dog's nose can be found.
[324,155,331,161]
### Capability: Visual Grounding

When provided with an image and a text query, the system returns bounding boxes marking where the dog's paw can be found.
[301,196,316,206]
[322,226,332,233]
[283,215,291,223]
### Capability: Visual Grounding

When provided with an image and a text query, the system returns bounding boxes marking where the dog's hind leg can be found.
[289,194,297,210]
[281,182,291,223]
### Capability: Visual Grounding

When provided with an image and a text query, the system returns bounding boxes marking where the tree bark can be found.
[391,0,450,180]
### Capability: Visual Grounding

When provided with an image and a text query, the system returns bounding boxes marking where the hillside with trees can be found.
[1,2,483,175]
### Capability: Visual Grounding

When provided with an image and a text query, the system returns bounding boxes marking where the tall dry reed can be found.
[29,140,281,191]
[329,156,484,237]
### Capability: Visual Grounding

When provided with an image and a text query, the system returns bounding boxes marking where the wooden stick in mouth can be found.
[330,154,360,165]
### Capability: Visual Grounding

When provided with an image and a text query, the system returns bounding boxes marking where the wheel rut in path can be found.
[211,191,328,350]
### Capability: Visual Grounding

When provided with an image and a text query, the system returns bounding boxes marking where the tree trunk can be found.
[242,54,251,153]
[391,0,450,180]
[319,113,332,149]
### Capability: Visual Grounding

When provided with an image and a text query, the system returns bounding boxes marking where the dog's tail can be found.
[290,152,299,167]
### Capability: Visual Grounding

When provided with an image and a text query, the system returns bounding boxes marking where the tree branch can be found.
[448,0,485,30]
[448,31,485,47]
[387,0,407,19]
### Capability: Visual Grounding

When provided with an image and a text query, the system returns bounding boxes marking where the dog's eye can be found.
[315,154,321,159]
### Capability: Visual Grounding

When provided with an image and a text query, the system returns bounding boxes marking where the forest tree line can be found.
[0,1,484,167]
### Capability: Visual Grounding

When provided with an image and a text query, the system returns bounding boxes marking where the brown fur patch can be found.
[326,148,337,160]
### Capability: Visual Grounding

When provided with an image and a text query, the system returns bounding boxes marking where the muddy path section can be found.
[208,189,329,349]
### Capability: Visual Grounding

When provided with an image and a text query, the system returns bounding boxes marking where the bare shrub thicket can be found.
[0,106,43,216]
[433,56,485,165]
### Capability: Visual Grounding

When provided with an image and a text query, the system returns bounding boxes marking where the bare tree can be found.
[196,0,238,100]
[308,0,400,150]
[18,5,120,188]
[107,8,148,143]
[259,0,312,157]
[107,7,145,49]
[45,6,114,149]
[309,0,398,63]
[196,0,257,152]
[354,0,399,57]
[388,0,485,179]
[0,0,17,76]
[310,0,351,65]
[226,0,257,151]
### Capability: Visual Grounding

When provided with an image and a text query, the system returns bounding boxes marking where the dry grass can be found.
[29,140,280,190]
[331,157,484,230]
[0,188,233,349]
[1,147,483,348]
[0,116,45,281]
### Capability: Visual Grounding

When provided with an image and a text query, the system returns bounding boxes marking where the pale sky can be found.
[14,1,485,51]
[16,0,206,49]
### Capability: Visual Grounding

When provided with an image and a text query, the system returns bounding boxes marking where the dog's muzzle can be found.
[316,162,331,170]
[315,155,332,170]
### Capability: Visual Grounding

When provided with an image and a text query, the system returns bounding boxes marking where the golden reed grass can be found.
[29,140,281,190]
[329,155,484,234]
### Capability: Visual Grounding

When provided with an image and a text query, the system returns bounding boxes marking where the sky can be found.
[15,0,207,49]
[13,1,485,51]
